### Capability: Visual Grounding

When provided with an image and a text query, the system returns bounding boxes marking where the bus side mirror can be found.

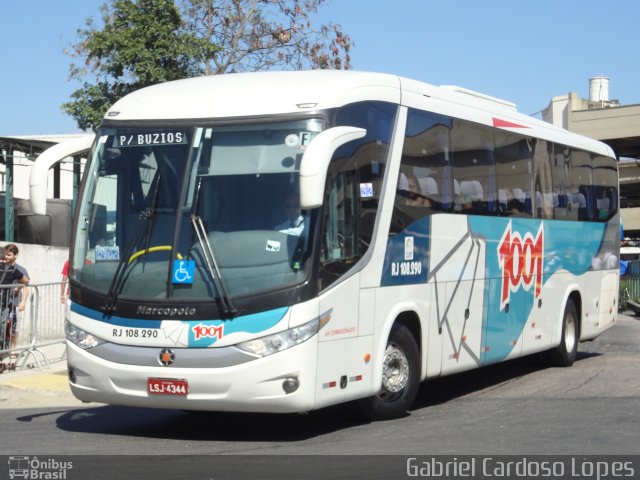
[29,135,95,215]
[299,126,366,209]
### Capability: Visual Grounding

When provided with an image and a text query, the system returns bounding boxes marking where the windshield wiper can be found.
[105,174,162,311]
[141,172,162,268]
[190,214,238,317]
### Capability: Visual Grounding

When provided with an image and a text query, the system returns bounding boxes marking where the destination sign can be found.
[114,131,187,147]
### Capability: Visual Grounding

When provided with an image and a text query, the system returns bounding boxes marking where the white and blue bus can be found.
[62,71,619,419]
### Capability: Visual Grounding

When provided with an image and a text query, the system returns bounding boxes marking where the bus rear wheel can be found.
[359,324,420,421]
[548,298,579,367]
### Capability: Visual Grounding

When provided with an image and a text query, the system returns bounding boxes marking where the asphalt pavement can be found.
[1,313,637,411]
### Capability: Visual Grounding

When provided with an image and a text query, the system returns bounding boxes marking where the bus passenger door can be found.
[314,168,375,409]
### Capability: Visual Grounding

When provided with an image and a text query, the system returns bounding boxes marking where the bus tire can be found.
[358,324,420,420]
[548,298,579,367]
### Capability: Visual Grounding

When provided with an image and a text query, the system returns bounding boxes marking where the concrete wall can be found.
[570,104,640,141]
[13,242,68,284]
[621,207,640,232]
[542,94,570,127]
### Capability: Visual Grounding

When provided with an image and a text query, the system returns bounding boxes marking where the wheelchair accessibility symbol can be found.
[173,259,195,284]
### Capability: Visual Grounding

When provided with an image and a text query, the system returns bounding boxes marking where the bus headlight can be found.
[236,317,321,357]
[65,319,106,350]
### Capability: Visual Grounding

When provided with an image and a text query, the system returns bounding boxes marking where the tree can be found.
[63,0,214,130]
[181,0,352,74]
[64,0,352,131]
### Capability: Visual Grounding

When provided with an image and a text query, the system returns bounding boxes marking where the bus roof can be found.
[105,70,615,158]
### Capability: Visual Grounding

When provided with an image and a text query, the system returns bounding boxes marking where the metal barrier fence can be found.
[624,277,640,303]
[0,282,67,372]
[627,260,640,277]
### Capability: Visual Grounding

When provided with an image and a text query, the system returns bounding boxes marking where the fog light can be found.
[282,377,299,394]
[68,367,76,384]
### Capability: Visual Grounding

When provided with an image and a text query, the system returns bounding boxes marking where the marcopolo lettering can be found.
[136,305,197,316]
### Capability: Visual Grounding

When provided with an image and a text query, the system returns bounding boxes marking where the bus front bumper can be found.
[66,338,319,413]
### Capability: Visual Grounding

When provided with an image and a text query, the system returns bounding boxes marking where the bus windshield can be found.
[72,118,323,303]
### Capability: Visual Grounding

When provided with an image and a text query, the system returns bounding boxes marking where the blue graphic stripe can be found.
[381,217,430,286]
[381,213,613,365]
[70,302,289,341]
[468,217,608,364]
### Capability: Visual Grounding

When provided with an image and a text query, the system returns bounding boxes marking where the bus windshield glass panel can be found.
[73,119,323,302]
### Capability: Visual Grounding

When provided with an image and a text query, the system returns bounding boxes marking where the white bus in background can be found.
[58,71,619,420]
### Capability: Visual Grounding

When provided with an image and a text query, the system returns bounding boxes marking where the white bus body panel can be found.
[107,71,401,120]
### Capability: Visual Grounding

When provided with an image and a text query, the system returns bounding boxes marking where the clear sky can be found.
[2,0,639,135]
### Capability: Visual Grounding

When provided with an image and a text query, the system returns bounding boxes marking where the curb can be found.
[0,364,89,410]
[2,370,70,394]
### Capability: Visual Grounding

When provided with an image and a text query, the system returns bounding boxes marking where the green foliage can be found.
[62,82,119,131]
[63,0,351,131]
[63,0,215,130]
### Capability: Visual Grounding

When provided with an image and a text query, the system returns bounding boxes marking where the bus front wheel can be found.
[359,324,420,421]
[548,298,579,367]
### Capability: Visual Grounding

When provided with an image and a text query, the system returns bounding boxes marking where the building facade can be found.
[543,77,640,237]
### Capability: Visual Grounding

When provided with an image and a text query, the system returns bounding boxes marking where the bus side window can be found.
[451,120,495,216]
[400,108,453,215]
[533,139,554,219]
[495,137,532,218]
[459,180,483,212]
[596,193,611,219]
[419,176,439,206]
[593,154,618,222]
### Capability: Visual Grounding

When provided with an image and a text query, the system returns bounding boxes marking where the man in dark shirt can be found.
[3,244,29,355]
[0,247,29,365]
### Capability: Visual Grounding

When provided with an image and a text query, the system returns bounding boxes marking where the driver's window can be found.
[318,169,359,289]
[317,101,396,290]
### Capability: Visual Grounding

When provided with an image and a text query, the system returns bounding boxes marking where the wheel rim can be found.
[379,343,410,402]
[564,310,576,353]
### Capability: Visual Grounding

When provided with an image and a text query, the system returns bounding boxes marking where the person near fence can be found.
[61,259,70,304]
[4,244,30,356]
[0,246,30,373]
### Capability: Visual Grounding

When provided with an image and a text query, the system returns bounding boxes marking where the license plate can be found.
[147,378,189,396]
